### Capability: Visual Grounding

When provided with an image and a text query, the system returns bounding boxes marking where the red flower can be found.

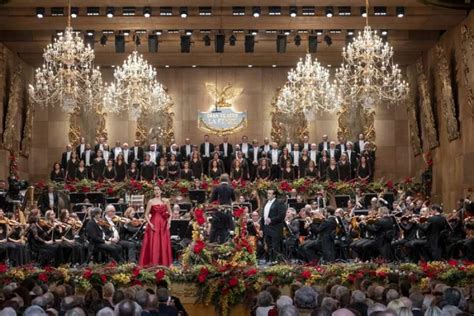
[106,187,114,195]
[376,271,387,278]
[100,275,108,283]
[197,267,209,283]
[38,272,49,283]
[155,270,166,282]
[347,274,357,283]
[212,179,220,185]
[81,186,91,193]
[193,240,206,254]
[132,280,142,286]
[279,181,292,192]
[245,268,257,277]
[233,207,244,218]
[404,177,413,184]
[386,180,394,189]
[301,270,312,280]
[36,180,46,190]
[106,261,117,269]
[132,266,141,277]
[0,264,7,274]
[83,268,93,279]
[179,187,188,194]
[448,259,458,267]
[201,182,209,190]
[267,275,274,282]
[228,277,239,287]
[196,216,206,225]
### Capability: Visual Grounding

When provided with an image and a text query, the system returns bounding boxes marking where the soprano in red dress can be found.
[139,187,172,266]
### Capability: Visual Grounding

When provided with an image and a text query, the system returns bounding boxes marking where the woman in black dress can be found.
[115,153,127,182]
[337,153,352,182]
[304,160,318,178]
[209,152,224,172]
[256,158,271,180]
[167,154,180,181]
[75,160,88,181]
[180,161,194,181]
[103,159,116,182]
[189,151,203,180]
[50,162,65,182]
[230,159,244,180]
[156,158,168,180]
[140,153,155,181]
[281,159,295,181]
[326,158,339,182]
[208,159,223,180]
[128,161,140,180]
[357,155,371,182]
[318,150,330,180]
[299,149,311,178]
[91,150,105,181]
[65,151,79,181]
[279,147,292,175]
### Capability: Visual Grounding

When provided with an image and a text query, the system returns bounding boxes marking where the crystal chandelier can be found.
[335,0,409,108]
[103,51,171,118]
[276,54,341,120]
[28,1,102,113]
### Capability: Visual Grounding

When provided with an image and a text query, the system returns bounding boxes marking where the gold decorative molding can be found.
[337,102,376,143]
[136,100,174,146]
[94,102,108,142]
[416,60,439,150]
[459,24,474,115]
[435,44,460,141]
[68,102,108,146]
[20,94,34,157]
[0,44,5,142]
[406,69,423,156]
[2,65,22,153]
[270,89,309,145]
[68,106,82,146]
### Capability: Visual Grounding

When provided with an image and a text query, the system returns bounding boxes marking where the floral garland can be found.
[1,261,473,316]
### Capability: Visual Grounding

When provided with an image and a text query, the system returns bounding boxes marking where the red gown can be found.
[139,204,172,266]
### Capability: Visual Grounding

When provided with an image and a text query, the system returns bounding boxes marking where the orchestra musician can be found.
[26,215,60,265]
[103,205,138,263]
[247,211,264,259]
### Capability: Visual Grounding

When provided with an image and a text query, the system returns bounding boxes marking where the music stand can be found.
[72,203,93,213]
[363,193,378,208]
[188,190,206,204]
[289,202,306,212]
[170,220,192,239]
[354,209,369,216]
[106,197,120,204]
[178,203,192,213]
[69,193,86,204]
[87,192,106,205]
[308,197,325,208]
[335,195,351,209]
[383,193,395,208]
[113,203,128,214]
[287,198,297,205]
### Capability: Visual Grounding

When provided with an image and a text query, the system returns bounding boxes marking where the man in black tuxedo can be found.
[168,143,182,162]
[211,174,235,205]
[85,208,123,263]
[328,141,341,162]
[81,144,95,176]
[130,140,144,165]
[301,135,310,151]
[309,143,319,164]
[249,139,261,180]
[219,136,233,173]
[366,207,397,260]
[282,137,293,152]
[61,144,73,170]
[180,138,193,161]
[345,142,358,178]
[421,204,450,260]
[240,135,250,161]
[269,143,281,180]
[38,184,59,215]
[261,189,286,263]
[147,144,160,165]
[302,207,338,263]
[121,142,132,165]
[318,135,330,152]
[260,137,271,155]
[354,133,366,154]
[290,143,301,176]
[76,137,86,158]
[200,134,214,174]
[336,136,347,153]
[94,136,106,153]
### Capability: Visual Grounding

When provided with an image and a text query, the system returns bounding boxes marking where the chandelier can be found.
[103,51,171,118]
[335,0,409,108]
[28,1,102,113]
[276,54,341,120]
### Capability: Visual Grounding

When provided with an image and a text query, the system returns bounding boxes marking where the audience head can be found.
[295,286,318,310]
[257,291,274,307]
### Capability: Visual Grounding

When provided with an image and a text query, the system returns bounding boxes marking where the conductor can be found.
[209,174,235,243]
[211,174,235,205]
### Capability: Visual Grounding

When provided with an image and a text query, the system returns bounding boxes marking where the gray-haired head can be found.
[351,290,366,303]
[279,304,297,316]
[294,286,318,309]
[276,295,293,310]
[0,307,17,316]
[257,291,274,307]
[64,307,85,316]
[23,305,47,316]
[96,307,114,316]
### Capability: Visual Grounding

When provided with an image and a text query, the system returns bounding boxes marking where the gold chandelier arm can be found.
[67,0,71,28]
[365,0,369,26]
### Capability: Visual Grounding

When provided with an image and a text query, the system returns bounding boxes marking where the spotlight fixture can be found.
[269,6,281,16]
[248,65,253,68]
[143,7,151,18]
[135,30,147,34]
[330,29,342,34]
[192,65,197,68]
[106,7,115,18]
[168,30,179,34]
[374,6,387,16]
[360,7,367,18]
[315,30,323,36]
[70,7,79,18]
[229,35,236,46]
[86,7,100,16]
[284,30,291,36]
[325,7,334,18]
[290,6,297,17]
[180,7,188,18]
[381,29,388,36]
[251,30,258,36]
[36,7,45,19]
[338,7,351,16]
[347,29,354,36]
[86,30,94,36]
[122,7,136,16]
[245,34,255,53]
[324,35,332,46]
[232,7,245,16]
[294,34,301,46]
[100,34,107,46]
[265,30,277,34]
[203,35,211,46]
[123,30,130,36]
[165,65,170,68]
[155,30,163,35]
[396,7,405,18]
[199,7,212,16]
[148,35,158,53]
[160,7,173,16]
[272,64,277,68]
[185,30,193,36]
[84,31,95,48]
[252,7,261,18]
[180,35,191,53]
[308,35,318,53]
[51,7,65,16]
[102,30,114,35]
[302,6,315,16]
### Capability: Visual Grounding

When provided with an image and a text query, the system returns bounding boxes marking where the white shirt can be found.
[123,149,129,164]
[204,142,210,157]
[241,143,249,157]
[66,151,71,162]
[286,144,292,151]
[222,143,228,157]
[84,150,91,166]
[79,144,85,156]
[105,216,120,240]
[186,144,191,156]
[149,151,157,163]
[323,142,328,151]
[103,151,110,161]
[339,144,345,153]
[303,143,309,151]
[134,147,139,159]
[48,192,54,207]
[271,150,279,164]
[346,150,352,161]
[264,198,275,223]
[114,147,122,159]
[310,150,317,163]
[329,148,336,158]
[253,147,259,163]
[293,151,300,166]
[99,144,104,151]
[358,140,365,152]
[263,144,270,153]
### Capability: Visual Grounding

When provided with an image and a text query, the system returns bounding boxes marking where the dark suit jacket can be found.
[167,152,182,162]
[354,140,365,154]
[86,219,106,245]
[261,199,286,234]
[318,141,330,152]
[81,150,96,165]
[260,144,272,154]
[94,143,105,153]
[211,183,235,205]
[76,144,86,157]
[327,148,341,161]
[130,146,144,163]
[39,191,59,213]
[336,143,346,153]
[248,147,262,163]
[61,151,72,170]
[218,143,234,158]
[315,217,337,243]
[180,144,194,160]
[199,143,215,158]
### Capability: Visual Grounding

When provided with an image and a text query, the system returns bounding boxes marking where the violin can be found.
[128,218,145,227]
[38,218,54,230]
[97,219,111,228]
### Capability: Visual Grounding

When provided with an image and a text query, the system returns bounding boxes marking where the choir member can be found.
[318,135,330,152]
[301,135,310,151]
[50,162,65,182]
[219,136,233,173]
[128,161,140,180]
[256,157,271,181]
[328,141,341,162]
[156,158,169,180]
[180,138,193,161]
[281,160,295,181]
[338,153,352,181]
[140,153,155,182]
[168,154,181,181]
[200,134,214,173]
[65,151,79,181]
[326,158,339,182]
[209,159,223,180]
[189,151,203,180]
[299,149,311,178]
[230,159,245,180]
[279,147,292,175]
[91,150,106,181]
[103,159,116,182]
[61,144,73,170]
[269,142,281,180]
[115,154,127,182]
[357,155,371,182]
[304,160,318,178]
[75,160,88,181]
[76,137,86,157]
[180,161,194,181]
[318,150,330,180]
[81,144,94,168]
[130,140,144,165]
[354,133,366,154]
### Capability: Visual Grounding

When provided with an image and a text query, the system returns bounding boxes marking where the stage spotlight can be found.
[316,30,323,36]
[374,6,387,16]
[160,7,172,16]
[185,30,193,36]
[396,7,405,18]
[180,7,188,18]
[324,35,332,46]
[360,7,367,18]
[290,6,297,17]
[85,30,95,48]
[347,29,354,36]
[148,35,158,53]
[269,7,281,16]
[115,35,125,53]
[203,35,211,46]
[70,7,79,18]
[122,7,136,16]
[51,7,65,16]
[283,30,291,36]
[381,29,388,36]
[272,64,277,68]
[106,7,115,18]
[155,30,163,35]
[325,7,334,18]
[123,30,130,36]
[294,34,301,46]
[338,7,351,16]
[229,35,236,46]
[308,35,318,53]
[252,7,261,18]
[100,34,107,46]
[215,34,225,53]
[199,7,212,16]
[302,6,315,16]
[86,7,100,16]
[143,7,151,18]
[251,30,258,36]
[36,7,45,19]
[181,35,191,53]
[245,34,255,53]
[276,35,287,53]
[232,7,245,16]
